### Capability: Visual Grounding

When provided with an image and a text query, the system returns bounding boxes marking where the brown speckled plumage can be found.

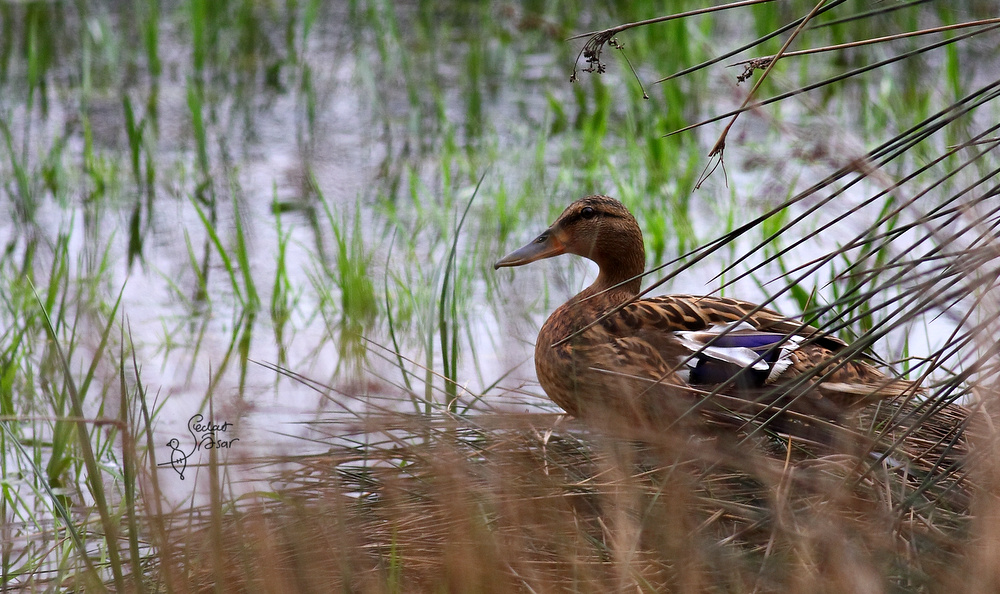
[496,196,919,428]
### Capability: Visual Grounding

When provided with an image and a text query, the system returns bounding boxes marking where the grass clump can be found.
[149,399,975,592]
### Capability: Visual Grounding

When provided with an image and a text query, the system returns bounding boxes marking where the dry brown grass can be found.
[144,391,983,593]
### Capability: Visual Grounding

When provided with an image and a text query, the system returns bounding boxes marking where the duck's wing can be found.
[603,295,919,411]
[625,294,844,346]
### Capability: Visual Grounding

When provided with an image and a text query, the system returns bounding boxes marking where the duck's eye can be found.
[581,206,596,219]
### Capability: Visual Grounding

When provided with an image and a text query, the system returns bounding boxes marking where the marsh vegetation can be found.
[1,0,999,591]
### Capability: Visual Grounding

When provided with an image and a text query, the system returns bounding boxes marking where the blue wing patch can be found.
[675,322,802,387]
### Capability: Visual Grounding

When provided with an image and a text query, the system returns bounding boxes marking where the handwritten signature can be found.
[160,414,240,480]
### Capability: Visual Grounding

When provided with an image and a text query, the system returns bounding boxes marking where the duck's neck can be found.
[574,246,645,307]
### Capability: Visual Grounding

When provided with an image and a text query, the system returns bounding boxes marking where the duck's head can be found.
[494,195,645,293]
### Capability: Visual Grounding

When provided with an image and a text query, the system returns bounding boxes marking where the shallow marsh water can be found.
[1,0,998,508]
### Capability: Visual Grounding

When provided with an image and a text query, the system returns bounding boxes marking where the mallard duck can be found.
[495,195,918,430]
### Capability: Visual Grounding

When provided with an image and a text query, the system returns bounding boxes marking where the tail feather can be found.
[816,377,922,403]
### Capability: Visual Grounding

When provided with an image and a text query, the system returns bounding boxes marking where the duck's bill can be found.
[494,231,565,269]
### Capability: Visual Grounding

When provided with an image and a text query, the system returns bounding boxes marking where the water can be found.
[1,0,997,504]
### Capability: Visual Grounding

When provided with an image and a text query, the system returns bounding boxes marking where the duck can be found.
[494,195,919,432]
